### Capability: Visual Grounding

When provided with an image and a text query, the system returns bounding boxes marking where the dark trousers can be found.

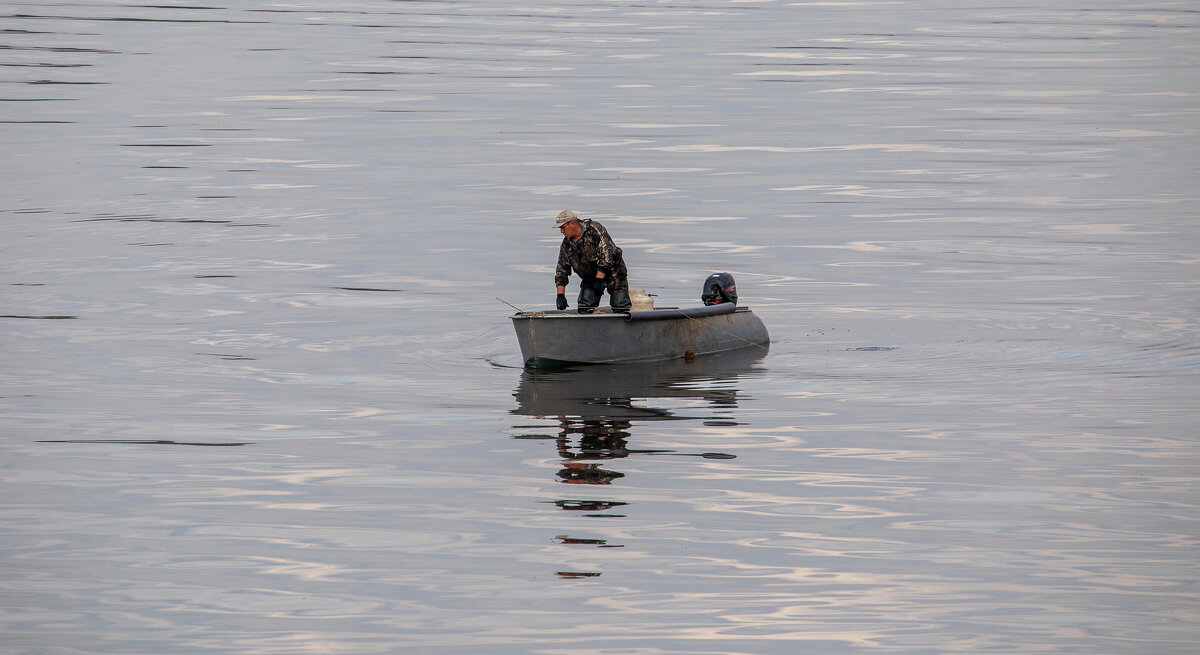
[577,278,631,312]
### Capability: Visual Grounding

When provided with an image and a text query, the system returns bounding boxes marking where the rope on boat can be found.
[678,307,771,352]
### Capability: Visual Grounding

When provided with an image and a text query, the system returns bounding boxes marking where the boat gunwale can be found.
[511,305,755,321]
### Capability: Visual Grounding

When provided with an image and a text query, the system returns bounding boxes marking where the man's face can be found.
[559,220,582,240]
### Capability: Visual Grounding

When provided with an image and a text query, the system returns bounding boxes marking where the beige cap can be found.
[553,209,579,228]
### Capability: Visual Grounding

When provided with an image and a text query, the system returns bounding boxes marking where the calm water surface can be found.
[2,1,1198,653]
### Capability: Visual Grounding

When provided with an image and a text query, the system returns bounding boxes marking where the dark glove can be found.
[556,293,568,310]
[589,276,607,292]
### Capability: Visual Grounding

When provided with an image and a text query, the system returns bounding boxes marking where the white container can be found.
[630,289,654,311]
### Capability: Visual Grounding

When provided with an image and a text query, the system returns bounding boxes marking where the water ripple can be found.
[3,1,1198,653]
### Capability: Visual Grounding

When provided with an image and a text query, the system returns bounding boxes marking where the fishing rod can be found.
[496,297,527,313]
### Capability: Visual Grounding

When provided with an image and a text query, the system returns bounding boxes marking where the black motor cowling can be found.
[701,272,738,306]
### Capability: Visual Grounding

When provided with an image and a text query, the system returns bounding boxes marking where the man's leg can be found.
[607,279,631,312]
[577,284,600,314]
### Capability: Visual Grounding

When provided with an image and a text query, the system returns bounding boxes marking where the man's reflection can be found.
[551,499,628,516]
[556,417,631,484]
[512,349,767,485]
[510,349,767,577]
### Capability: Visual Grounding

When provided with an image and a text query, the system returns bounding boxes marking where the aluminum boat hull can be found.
[511,305,769,368]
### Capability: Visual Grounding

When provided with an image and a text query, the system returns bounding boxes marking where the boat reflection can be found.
[510,330,767,578]
[511,348,767,485]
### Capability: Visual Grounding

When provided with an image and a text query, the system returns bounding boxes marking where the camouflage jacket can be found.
[554,219,628,287]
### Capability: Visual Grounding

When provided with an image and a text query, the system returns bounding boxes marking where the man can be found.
[552,210,631,313]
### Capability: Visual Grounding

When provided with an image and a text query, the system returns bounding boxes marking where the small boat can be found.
[511,273,770,368]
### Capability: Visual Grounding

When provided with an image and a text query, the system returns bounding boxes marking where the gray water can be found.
[2,1,1198,653]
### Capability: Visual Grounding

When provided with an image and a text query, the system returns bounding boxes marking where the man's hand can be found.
[556,293,569,310]
[589,276,606,292]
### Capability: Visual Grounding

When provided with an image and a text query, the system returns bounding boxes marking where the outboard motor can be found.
[701,272,738,306]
